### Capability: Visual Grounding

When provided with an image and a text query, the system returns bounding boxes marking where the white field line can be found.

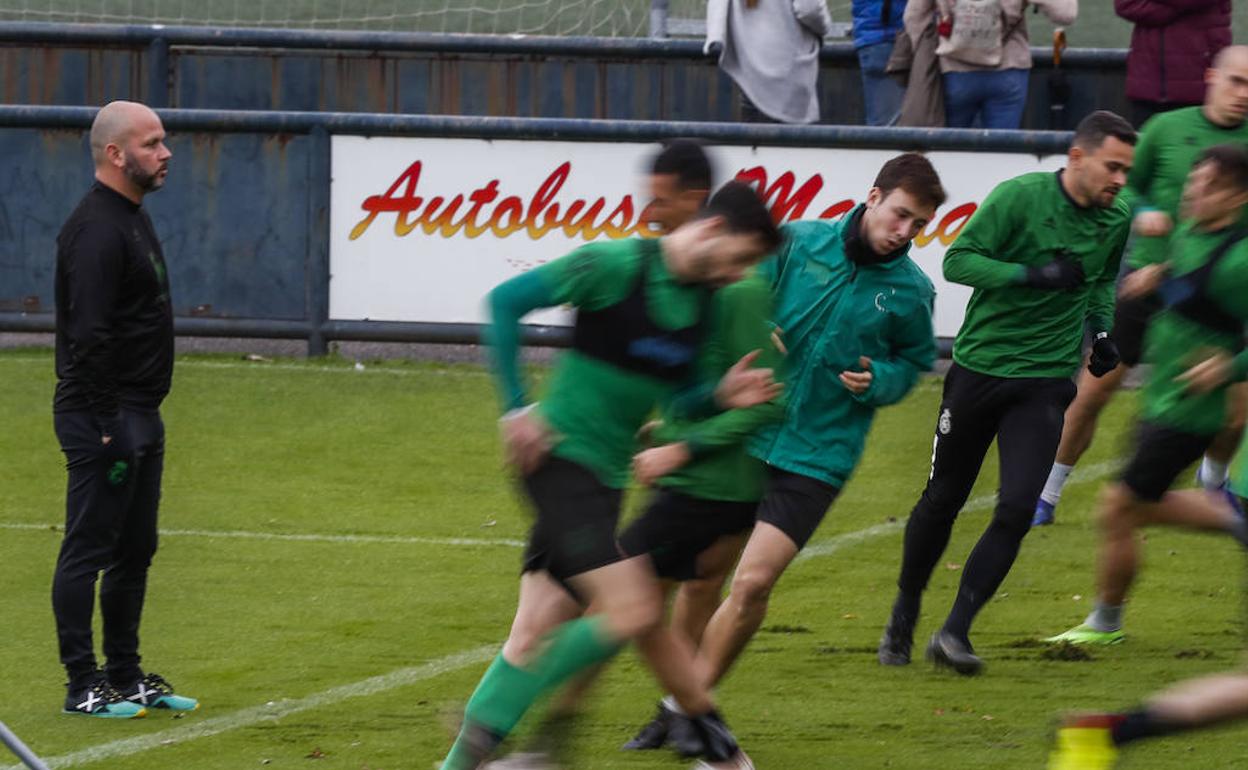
[2,458,1123,555]
[0,645,498,770]
[0,522,524,549]
[0,356,488,378]
[794,457,1122,564]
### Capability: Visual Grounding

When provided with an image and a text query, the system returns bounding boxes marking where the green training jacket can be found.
[748,211,937,488]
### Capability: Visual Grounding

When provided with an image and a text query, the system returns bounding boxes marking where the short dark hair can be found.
[700,180,783,252]
[1072,110,1137,151]
[652,139,713,191]
[1195,143,1248,192]
[873,152,947,210]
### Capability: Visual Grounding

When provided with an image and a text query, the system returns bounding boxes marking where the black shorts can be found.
[756,466,840,550]
[1110,290,1161,367]
[617,489,758,581]
[520,456,625,581]
[1119,421,1214,502]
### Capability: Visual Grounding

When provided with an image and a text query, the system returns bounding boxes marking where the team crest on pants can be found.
[938,408,952,436]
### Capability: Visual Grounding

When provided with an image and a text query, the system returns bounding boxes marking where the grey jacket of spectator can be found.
[904,0,1077,74]
[706,0,834,124]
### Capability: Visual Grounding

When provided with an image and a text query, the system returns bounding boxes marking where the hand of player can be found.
[839,356,874,394]
[499,407,553,475]
[632,443,692,487]
[1133,210,1173,238]
[715,350,783,409]
[1119,263,1168,300]
[1178,352,1235,395]
[770,326,788,356]
[1087,336,1121,378]
[1023,256,1085,290]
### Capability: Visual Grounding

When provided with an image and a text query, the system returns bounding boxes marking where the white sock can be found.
[1085,603,1123,633]
[662,695,686,716]
[1040,463,1074,505]
[1199,456,1230,490]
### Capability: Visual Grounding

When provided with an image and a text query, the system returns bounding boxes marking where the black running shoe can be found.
[926,630,984,676]
[63,679,146,719]
[114,672,199,711]
[621,703,671,750]
[689,709,738,762]
[878,615,915,666]
[669,710,706,757]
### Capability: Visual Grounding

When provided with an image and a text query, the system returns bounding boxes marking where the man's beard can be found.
[124,156,165,192]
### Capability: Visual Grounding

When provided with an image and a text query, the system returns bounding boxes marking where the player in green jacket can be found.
[618,154,945,745]
[1046,144,1248,770]
[1035,45,1248,526]
[1047,143,1248,649]
[879,111,1136,676]
[437,182,781,770]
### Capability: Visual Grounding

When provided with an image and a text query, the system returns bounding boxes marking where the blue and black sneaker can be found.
[63,679,147,719]
[1032,499,1057,527]
[115,673,199,712]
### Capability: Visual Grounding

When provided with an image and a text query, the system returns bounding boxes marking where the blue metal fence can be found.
[0,105,1072,355]
[0,22,1128,128]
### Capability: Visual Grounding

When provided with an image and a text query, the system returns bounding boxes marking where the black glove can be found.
[1088,335,1121,377]
[1023,257,1085,290]
[706,41,724,58]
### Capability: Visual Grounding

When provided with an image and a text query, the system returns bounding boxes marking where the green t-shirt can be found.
[1125,107,1248,269]
[486,238,714,488]
[1141,223,1248,435]
[947,171,1130,379]
[652,273,784,502]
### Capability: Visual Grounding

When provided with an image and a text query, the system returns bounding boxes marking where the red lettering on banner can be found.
[420,195,463,237]
[734,167,823,221]
[349,159,974,245]
[915,202,977,247]
[525,162,569,239]
[351,160,655,242]
[818,200,856,219]
[463,181,500,238]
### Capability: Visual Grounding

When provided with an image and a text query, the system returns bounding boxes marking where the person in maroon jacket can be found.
[1115,0,1231,127]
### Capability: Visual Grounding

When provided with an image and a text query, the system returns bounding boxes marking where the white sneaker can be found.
[481,752,557,770]
[693,749,755,770]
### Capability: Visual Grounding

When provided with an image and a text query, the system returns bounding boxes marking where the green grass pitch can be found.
[2,347,1246,769]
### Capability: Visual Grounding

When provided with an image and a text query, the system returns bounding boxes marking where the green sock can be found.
[530,616,624,690]
[440,653,543,770]
[439,618,623,770]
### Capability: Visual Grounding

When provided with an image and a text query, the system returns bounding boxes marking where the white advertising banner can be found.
[330,136,1066,337]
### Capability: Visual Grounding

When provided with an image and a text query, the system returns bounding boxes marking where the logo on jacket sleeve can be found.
[938,408,952,436]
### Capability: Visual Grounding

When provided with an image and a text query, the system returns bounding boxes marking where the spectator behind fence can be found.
[853,0,908,125]
[904,0,1076,129]
[1115,0,1230,127]
[706,0,834,124]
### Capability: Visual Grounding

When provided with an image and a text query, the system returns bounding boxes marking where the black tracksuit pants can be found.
[52,408,164,689]
[894,363,1077,641]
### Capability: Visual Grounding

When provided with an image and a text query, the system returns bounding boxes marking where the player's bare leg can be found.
[695,523,798,689]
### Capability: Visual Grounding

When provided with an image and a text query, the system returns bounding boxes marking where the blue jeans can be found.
[942,69,1029,129]
[857,41,904,126]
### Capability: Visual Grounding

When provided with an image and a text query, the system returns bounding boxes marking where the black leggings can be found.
[895,364,1076,641]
